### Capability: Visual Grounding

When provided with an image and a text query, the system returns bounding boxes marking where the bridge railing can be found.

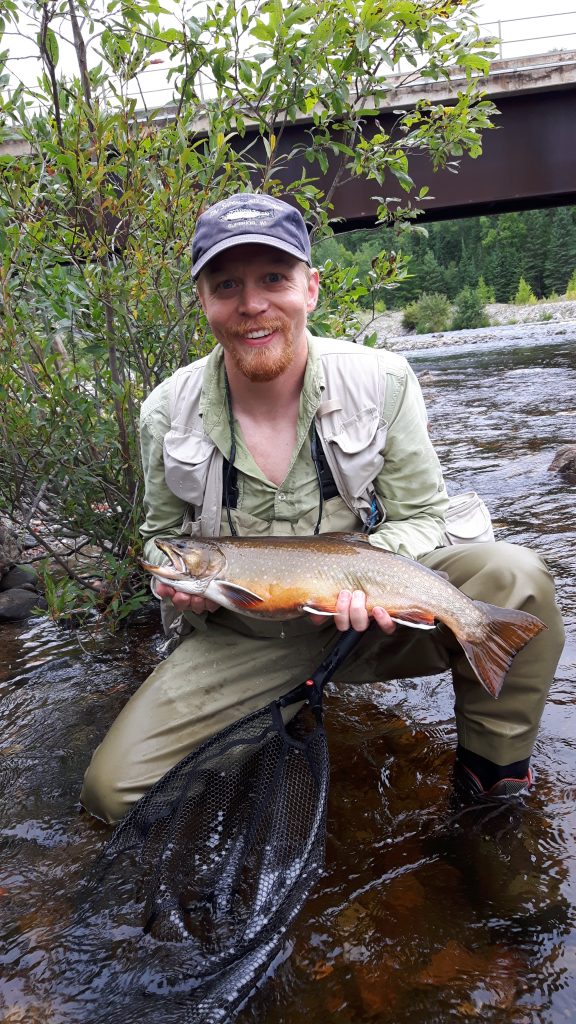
[3,8,576,115]
[481,9,576,60]
[114,8,576,112]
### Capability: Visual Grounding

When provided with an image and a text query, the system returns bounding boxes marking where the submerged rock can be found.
[548,444,576,478]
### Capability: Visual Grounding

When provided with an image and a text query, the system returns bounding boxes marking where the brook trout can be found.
[141,533,545,698]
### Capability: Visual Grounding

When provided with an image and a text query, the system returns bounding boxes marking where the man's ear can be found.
[307,268,320,312]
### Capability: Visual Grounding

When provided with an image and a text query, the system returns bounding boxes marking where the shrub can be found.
[401,300,421,331]
[451,287,489,331]
[414,293,452,334]
[514,277,537,305]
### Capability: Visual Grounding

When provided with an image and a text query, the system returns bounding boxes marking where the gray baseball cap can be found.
[191,193,311,279]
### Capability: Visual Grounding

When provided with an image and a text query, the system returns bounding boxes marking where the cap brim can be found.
[192,235,311,279]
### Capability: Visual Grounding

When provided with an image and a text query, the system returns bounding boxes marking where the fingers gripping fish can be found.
[140,532,545,699]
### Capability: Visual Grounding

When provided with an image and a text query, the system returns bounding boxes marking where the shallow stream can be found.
[1,333,575,1023]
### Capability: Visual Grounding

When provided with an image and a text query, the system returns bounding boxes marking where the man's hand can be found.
[308,589,396,634]
[155,581,219,616]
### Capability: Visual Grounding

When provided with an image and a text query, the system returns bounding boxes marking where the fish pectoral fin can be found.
[302,605,335,617]
[212,581,265,610]
[390,614,436,630]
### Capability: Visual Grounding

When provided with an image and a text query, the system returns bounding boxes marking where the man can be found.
[81,193,565,824]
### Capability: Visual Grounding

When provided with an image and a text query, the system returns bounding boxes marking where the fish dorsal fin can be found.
[320,531,371,545]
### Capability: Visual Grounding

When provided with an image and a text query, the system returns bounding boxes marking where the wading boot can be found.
[452,745,533,804]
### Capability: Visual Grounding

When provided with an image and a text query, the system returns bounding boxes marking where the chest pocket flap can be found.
[322,406,387,499]
[163,430,216,506]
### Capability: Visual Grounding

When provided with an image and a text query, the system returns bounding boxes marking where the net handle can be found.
[280,626,369,711]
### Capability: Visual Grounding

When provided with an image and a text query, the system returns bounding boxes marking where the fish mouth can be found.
[139,558,186,582]
[155,541,189,575]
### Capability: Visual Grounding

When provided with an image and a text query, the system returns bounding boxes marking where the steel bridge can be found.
[3,10,576,225]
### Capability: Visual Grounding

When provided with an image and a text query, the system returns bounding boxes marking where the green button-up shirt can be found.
[139,334,448,565]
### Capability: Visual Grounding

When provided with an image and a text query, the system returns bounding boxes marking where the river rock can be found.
[548,445,576,477]
[0,588,47,622]
[0,564,39,592]
[0,522,22,577]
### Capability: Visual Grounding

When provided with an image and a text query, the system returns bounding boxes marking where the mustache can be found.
[227,318,288,338]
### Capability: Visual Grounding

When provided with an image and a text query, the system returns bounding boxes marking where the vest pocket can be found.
[163,430,215,505]
[444,491,495,545]
[324,407,387,499]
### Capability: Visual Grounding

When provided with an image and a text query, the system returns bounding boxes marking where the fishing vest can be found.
[163,336,413,537]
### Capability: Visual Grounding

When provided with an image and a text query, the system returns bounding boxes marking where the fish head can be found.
[140,537,226,595]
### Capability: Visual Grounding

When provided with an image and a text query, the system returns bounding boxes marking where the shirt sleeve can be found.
[139,384,210,631]
[369,359,448,559]
[139,381,189,567]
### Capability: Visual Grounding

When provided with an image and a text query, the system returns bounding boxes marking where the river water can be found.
[1,333,575,1024]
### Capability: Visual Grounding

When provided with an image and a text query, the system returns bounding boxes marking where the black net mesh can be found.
[87,629,363,1024]
[89,694,327,1022]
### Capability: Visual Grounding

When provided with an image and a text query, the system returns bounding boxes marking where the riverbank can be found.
[370,299,576,352]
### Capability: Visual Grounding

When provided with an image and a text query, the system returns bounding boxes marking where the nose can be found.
[237,281,268,317]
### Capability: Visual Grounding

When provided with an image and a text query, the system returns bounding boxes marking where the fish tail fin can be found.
[458,602,546,698]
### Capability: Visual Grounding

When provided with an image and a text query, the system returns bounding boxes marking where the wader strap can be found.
[311,425,339,501]
[222,457,239,509]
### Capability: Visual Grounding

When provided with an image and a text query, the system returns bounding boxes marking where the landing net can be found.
[89,629,363,1023]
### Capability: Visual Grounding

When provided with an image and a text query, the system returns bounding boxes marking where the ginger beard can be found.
[221,317,296,382]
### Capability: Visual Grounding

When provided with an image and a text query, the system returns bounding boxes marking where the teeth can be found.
[246,330,270,339]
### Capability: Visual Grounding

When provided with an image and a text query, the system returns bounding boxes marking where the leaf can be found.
[159,27,183,43]
[251,20,275,42]
[39,27,59,67]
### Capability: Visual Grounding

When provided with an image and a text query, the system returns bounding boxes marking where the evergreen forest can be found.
[313,206,576,309]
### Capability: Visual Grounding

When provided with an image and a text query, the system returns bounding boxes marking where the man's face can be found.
[196,244,319,382]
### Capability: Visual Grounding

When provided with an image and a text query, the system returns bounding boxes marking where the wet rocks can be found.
[369,300,576,353]
[0,522,47,621]
[548,444,576,481]
[0,521,21,576]
[0,587,46,621]
[0,564,38,591]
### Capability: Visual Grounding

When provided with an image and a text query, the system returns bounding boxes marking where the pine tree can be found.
[522,209,550,297]
[419,250,446,295]
[514,277,537,305]
[543,208,576,296]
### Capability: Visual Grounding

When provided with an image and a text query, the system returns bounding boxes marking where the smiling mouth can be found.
[230,320,284,343]
[235,328,278,346]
